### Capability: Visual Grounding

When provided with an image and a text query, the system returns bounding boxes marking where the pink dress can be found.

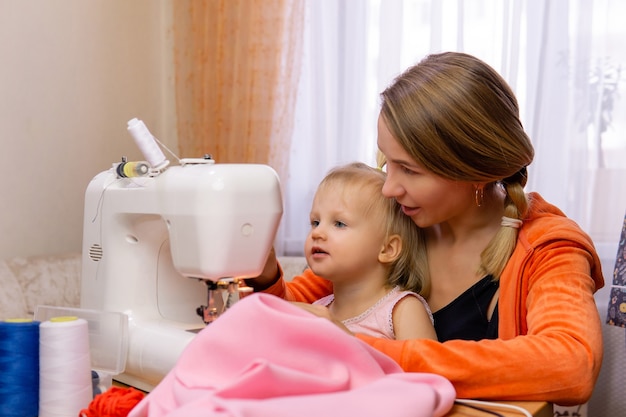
[128,293,455,417]
[313,286,433,339]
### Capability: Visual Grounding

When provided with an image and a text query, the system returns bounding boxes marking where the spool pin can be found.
[116,161,150,178]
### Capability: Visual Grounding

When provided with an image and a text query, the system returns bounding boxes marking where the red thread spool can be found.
[79,386,145,417]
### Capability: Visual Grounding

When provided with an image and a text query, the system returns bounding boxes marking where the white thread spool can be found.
[39,317,92,417]
[127,118,169,170]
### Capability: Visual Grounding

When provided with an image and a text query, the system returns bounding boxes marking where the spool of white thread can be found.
[39,317,93,417]
[127,118,169,170]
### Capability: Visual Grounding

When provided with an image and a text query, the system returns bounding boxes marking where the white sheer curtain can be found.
[277,0,626,259]
[276,1,381,254]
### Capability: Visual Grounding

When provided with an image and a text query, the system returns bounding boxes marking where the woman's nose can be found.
[382,174,402,198]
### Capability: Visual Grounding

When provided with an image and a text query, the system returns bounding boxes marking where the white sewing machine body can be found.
[80,159,283,390]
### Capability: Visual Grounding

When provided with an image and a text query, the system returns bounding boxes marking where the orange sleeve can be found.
[357,241,603,406]
[261,266,334,303]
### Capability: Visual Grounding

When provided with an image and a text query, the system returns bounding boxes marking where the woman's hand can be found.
[291,302,354,336]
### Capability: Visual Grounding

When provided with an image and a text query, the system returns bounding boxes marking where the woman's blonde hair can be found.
[319,162,429,296]
[379,52,534,281]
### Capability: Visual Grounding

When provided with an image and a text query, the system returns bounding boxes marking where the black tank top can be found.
[432,275,499,342]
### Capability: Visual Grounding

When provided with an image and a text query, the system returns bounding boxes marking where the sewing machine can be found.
[80,121,283,390]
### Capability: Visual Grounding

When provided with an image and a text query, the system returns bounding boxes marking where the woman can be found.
[247,52,604,406]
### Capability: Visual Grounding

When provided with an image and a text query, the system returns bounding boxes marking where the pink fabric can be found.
[129,293,455,417]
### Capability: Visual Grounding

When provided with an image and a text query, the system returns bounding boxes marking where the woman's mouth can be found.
[401,205,419,217]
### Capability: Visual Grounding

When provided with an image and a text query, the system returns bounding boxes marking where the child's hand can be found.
[245,247,280,291]
[290,302,354,336]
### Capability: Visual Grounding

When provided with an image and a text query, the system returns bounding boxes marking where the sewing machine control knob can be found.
[241,223,253,237]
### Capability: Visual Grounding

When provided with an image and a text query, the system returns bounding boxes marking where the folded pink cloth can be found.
[129,293,455,417]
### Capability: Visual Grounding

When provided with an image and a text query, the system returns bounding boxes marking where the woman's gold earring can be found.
[475,187,484,207]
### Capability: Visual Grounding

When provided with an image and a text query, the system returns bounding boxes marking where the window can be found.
[279,0,625,260]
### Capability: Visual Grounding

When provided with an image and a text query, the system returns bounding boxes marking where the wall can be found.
[0,0,177,258]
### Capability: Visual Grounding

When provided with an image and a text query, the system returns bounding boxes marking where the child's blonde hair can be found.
[318,162,429,296]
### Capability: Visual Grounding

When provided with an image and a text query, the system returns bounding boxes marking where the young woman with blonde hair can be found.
[248,52,604,406]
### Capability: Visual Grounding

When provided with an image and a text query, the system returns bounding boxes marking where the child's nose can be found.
[310,224,326,239]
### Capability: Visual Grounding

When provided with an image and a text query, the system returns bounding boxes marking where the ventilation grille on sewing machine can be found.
[89,244,103,261]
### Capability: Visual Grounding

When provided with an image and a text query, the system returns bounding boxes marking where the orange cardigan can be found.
[261,193,604,405]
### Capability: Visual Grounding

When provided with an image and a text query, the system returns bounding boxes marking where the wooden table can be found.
[447,400,552,417]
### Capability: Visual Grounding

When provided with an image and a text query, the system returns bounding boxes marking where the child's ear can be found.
[379,234,402,264]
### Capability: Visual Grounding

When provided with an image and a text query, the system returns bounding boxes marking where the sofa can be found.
[0,253,308,320]
[0,252,83,320]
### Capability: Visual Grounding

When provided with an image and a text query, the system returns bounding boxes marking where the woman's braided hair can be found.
[379,52,534,281]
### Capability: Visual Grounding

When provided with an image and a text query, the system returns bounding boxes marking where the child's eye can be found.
[334,221,347,228]
[310,220,320,228]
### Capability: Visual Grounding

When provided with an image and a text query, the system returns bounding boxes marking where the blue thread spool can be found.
[0,319,39,417]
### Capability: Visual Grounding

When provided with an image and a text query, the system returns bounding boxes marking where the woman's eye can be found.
[388,161,417,176]
[401,165,416,175]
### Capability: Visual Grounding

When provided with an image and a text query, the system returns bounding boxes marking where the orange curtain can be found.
[172,0,304,181]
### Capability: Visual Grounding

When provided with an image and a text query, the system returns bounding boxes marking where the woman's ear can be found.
[379,234,402,264]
